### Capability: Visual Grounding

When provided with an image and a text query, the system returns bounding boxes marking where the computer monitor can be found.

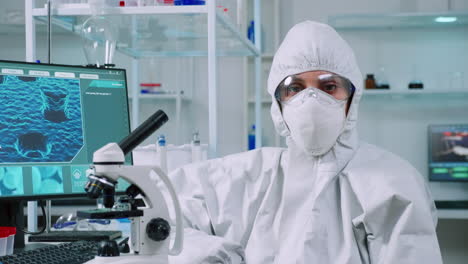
[0,60,132,200]
[429,124,468,181]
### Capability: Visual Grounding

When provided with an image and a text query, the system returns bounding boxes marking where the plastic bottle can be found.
[174,0,205,5]
[191,131,202,163]
[157,135,168,174]
[156,0,174,5]
[247,20,255,44]
[248,125,255,150]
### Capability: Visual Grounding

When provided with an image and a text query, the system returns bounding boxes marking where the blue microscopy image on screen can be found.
[32,166,64,194]
[0,75,84,163]
[0,167,24,196]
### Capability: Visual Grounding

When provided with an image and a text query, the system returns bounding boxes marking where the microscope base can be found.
[85,254,168,264]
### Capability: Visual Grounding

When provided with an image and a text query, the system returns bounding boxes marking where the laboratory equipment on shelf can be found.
[376,67,390,89]
[408,80,424,89]
[157,135,168,174]
[77,110,183,264]
[174,0,205,5]
[158,0,174,5]
[81,16,118,68]
[132,143,208,170]
[364,74,376,89]
[191,131,202,163]
[248,124,256,150]
[408,65,424,89]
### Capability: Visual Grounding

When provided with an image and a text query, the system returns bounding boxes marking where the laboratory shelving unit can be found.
[25,0,263,158]
[243,0,281,149]
[329,12,468,30]
[329,11,468,219]
[362,89,468,99]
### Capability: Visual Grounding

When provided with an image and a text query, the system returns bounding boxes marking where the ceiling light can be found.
[435,16,457,23]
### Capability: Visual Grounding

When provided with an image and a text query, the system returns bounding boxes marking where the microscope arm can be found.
[148,166,183,255]
[117,165,183,256]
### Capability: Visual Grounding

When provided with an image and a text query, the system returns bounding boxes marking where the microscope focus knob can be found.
[146,218,171,241]
[97,240,120,257]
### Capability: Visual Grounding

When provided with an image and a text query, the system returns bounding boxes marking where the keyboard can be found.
[0,240,98,264]
[29,230,122,242]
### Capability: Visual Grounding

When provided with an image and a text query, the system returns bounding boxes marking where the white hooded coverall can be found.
[167,21,442,263]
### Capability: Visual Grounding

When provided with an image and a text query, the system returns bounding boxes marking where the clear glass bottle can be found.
[376,67,390,89]
[81,16,118,67]
[408,65,424,89]
[191,131,202,163]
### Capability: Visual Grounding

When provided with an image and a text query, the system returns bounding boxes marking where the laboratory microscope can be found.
[77,110,183,264]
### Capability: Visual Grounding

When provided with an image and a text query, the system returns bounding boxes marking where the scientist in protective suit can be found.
[167,21,442,263]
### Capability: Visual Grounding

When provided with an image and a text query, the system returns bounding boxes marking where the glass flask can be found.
[81,16,118,68]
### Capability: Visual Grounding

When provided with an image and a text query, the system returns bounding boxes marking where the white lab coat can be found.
[166,21,442,263]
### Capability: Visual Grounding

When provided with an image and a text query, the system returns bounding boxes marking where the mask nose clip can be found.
[307,88,317,98]
[298,88,317,104]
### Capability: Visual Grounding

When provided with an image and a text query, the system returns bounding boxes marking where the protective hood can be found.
[268,21,362,169]
[164,21,441,264]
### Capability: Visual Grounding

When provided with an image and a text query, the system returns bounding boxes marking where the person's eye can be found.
[322,83,337,93]
[286,84,304,94]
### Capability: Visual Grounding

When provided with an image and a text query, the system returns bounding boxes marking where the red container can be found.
[0,227,16,255]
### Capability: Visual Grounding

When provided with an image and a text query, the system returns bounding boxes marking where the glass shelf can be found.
[32,6,260,58]
[329,12,468,30]
[248,97,272,104]
[128,92,190,101]
[0,21,72,35]
[246,91,468,103]
[363,89,468,100]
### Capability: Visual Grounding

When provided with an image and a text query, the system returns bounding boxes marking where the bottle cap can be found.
[192,131,200,145]
[157,135,166,147]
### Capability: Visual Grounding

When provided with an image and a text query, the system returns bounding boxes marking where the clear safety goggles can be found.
[275,73,355,103]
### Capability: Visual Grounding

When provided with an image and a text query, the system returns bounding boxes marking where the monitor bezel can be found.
[428,124,468,182]
[0,60,133,200]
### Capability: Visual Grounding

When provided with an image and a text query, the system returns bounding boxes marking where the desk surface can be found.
[437,209,468,219]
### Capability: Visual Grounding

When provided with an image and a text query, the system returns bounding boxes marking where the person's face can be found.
[278,70,354,115]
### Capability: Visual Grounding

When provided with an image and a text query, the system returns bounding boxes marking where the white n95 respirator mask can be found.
[281,87,346,156]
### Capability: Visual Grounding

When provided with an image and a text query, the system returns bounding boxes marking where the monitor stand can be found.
[0,200,25,249]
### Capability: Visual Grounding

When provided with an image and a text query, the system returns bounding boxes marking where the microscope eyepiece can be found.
[118,110,168,155]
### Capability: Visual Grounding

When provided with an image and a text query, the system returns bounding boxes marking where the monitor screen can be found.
[429,124,468,181]
[0,60,132,199]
